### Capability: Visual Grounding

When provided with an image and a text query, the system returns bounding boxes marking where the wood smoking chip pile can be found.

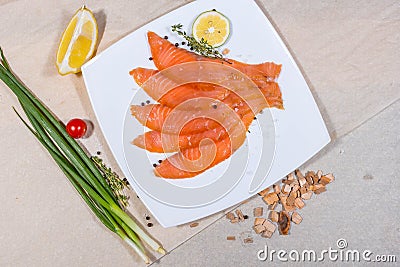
[226,169,334,240]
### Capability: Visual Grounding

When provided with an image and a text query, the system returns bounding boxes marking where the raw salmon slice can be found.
[147,31,282,80]
[131,103,229,134]
[132,125,228,153]
[154,113,254,178]
[130,67,229,108]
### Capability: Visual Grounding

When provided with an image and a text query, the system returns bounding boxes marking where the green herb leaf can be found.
[171,24,224,59]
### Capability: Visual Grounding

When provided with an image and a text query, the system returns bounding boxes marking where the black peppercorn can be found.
[147,223,153,227]
[149,57,153,61]
[164,36,168,39]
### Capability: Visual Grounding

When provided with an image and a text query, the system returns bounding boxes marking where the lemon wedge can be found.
[192,10,230,47]
[56,6,98,75]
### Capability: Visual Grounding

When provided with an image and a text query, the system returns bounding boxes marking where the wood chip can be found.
[295,169,305,180]
[304,171,313,184]
[301,191,313,200]
[253,224,266,234]
[278,211,291,235]
[269,211,279,222]
[235,209,245,221]
[291,212,303,224]
[254,217,266,226]
[325,173,335,181]
[253,207,263,217]
[320,173,335,185]
[273,184,281,194]
[299,187,307,195]
[261,230,273,238]
[189,222,199,228]
[226,212,235,221]
[314,185,327,194]
[294,197,305,209]
[282,184,291,194]
[263,192,279,205]
[299,177,307,187]
[258,187,270,196]
[284,204,296,212]
[292,184,300,192]
[227,236,236,240]
[230,217,239,223]
[306,171,319,184]
[319,176,331,185]
[243,237,253,243]
[316,170,323,180]
[287,192,297,206]
[262,220,277,233]
[268,202,277,210]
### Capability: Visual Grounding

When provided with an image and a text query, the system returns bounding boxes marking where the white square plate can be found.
[82,0,330,227]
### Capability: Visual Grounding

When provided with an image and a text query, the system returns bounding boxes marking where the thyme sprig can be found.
[92,156,130,208]
[171,24,224,59]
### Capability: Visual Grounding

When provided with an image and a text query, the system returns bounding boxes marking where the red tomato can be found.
[66,118,87,139]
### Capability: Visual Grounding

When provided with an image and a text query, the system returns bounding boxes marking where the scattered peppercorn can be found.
[175,43,179,47]
[96,151,101,155]
[153,163,157,167]
[181,41,186,45]
[190,47,194,51]
[254,117,257,120]
[212,8,216,11]
[158,159,162,163]
[141,102,145,106]
[145,215,151,220]
[146,100,150,104]
[149,57,153,61]
[164,36,168,39]
[248,130,251,133]
[212,104,217,109]
[243,215,249,219]
[147,222,153,227]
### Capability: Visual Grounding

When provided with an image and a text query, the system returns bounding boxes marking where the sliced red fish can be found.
[147,31,282,80]
[129,67,229,107]
[154,113,254,178]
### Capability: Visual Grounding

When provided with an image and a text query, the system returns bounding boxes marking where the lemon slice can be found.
[56,6,98,75]
[192,10,230,47]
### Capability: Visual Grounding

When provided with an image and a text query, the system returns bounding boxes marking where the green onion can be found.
[0,48,165,263]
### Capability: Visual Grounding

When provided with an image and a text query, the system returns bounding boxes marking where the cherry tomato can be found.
[66,118,87,139]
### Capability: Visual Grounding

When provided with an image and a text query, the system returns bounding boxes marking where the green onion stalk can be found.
[0,48,165,264]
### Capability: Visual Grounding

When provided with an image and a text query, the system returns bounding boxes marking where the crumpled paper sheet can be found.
[0,0,398,266]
